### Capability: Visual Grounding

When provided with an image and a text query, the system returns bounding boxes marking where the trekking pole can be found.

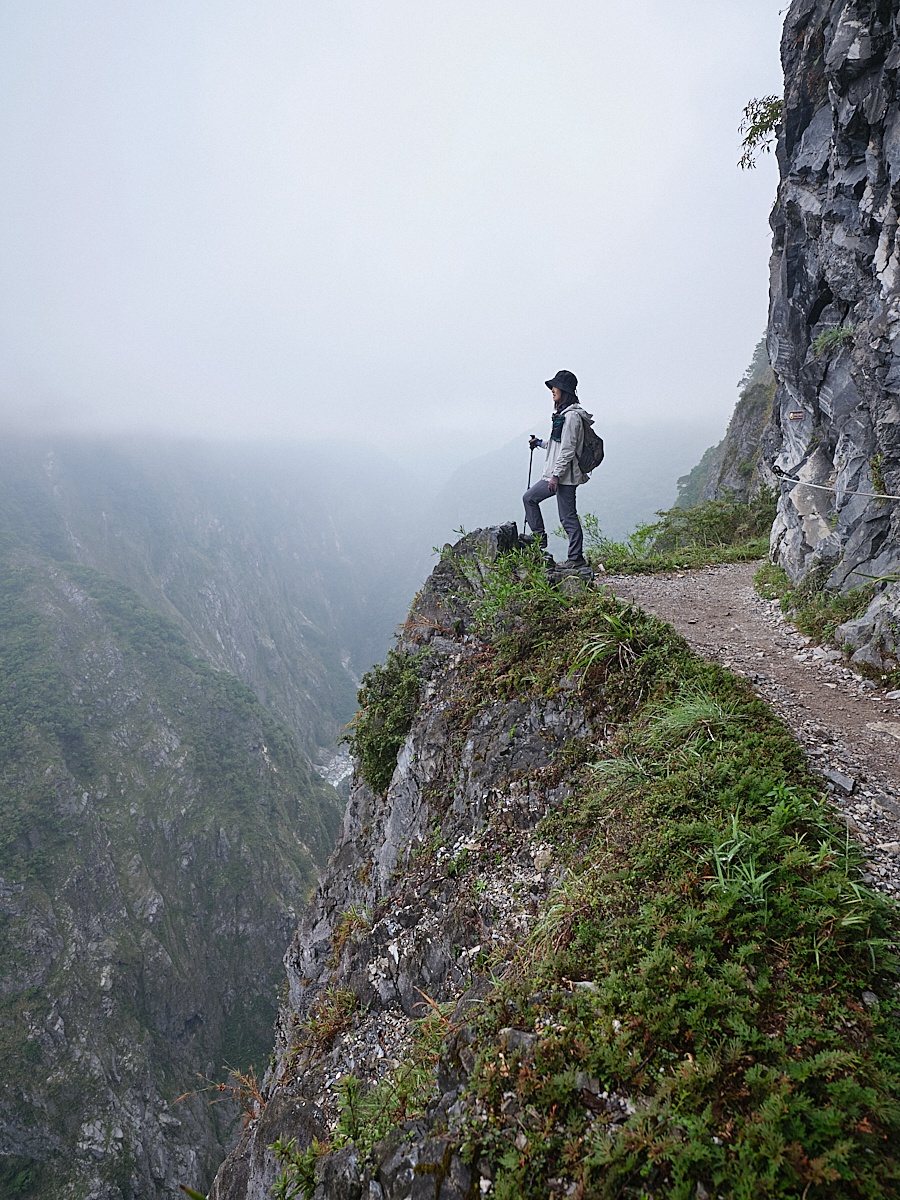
[527,442,535,489]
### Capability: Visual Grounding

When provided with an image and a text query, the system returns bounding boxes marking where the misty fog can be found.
[0,0,782,493]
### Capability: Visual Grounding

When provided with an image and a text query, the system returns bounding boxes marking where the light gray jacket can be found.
[535,404,594,486]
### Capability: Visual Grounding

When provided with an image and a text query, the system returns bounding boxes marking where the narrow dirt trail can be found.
[604,561,900,899]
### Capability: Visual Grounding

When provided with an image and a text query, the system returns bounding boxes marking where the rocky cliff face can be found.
[207,525,599,1200]
[767,0,900,670]
[207,525,900,1199]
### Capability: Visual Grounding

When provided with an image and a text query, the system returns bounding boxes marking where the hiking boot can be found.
[560,557,589,571]
[522,531,548,549]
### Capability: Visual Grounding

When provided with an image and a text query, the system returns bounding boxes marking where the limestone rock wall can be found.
[768,0,900,669]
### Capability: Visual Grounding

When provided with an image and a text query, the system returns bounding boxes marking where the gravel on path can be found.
[603,561,900,901]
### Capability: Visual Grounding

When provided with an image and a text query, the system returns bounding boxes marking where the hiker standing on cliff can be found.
[523,370,595,569]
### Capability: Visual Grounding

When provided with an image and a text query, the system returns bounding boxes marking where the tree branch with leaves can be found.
[739,95,783,168]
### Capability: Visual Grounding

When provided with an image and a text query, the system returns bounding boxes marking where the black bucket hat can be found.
[545,369,578,394]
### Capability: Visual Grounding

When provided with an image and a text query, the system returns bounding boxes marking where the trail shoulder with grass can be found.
[605,560,900,898]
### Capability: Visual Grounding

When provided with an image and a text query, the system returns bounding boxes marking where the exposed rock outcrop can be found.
[208,526,900,1198]
[766,0,900,670]
[208,527,602,1199]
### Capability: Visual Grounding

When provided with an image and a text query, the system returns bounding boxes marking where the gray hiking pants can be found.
[523,480,584,562]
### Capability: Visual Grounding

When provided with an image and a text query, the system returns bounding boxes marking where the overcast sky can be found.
[0,1,784,467]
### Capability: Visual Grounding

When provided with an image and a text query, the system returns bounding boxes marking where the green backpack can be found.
[578,417,605,475]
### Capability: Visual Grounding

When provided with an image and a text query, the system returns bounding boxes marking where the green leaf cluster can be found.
[754,563,897,689]
[271,1137,324,1200]
[342,648,427,795]
[739,95,783,169]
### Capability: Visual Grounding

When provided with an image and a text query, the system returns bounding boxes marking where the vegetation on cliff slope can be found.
[341,648,427,795]
[754,563,875,646]
[462,585,897,1196]
[754,563,898,688]
[0,538,343,1198]
[281,546,899,1199]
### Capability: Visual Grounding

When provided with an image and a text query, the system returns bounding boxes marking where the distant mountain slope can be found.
[0,436,426,761]
[0,535,343,1198]
[0,434,432,1197]
[676,339,776,507]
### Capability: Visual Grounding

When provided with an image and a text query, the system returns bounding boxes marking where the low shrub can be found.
[585,491,776,575]
[332,1004,451,1154]
[272,1005,452,1197]
[271,1136,328,1200]
[754,562,876,645]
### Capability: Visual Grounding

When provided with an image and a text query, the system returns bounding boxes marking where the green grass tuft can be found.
[812,326,855,358]
[467,541,569,637]
[754,563,877,646]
